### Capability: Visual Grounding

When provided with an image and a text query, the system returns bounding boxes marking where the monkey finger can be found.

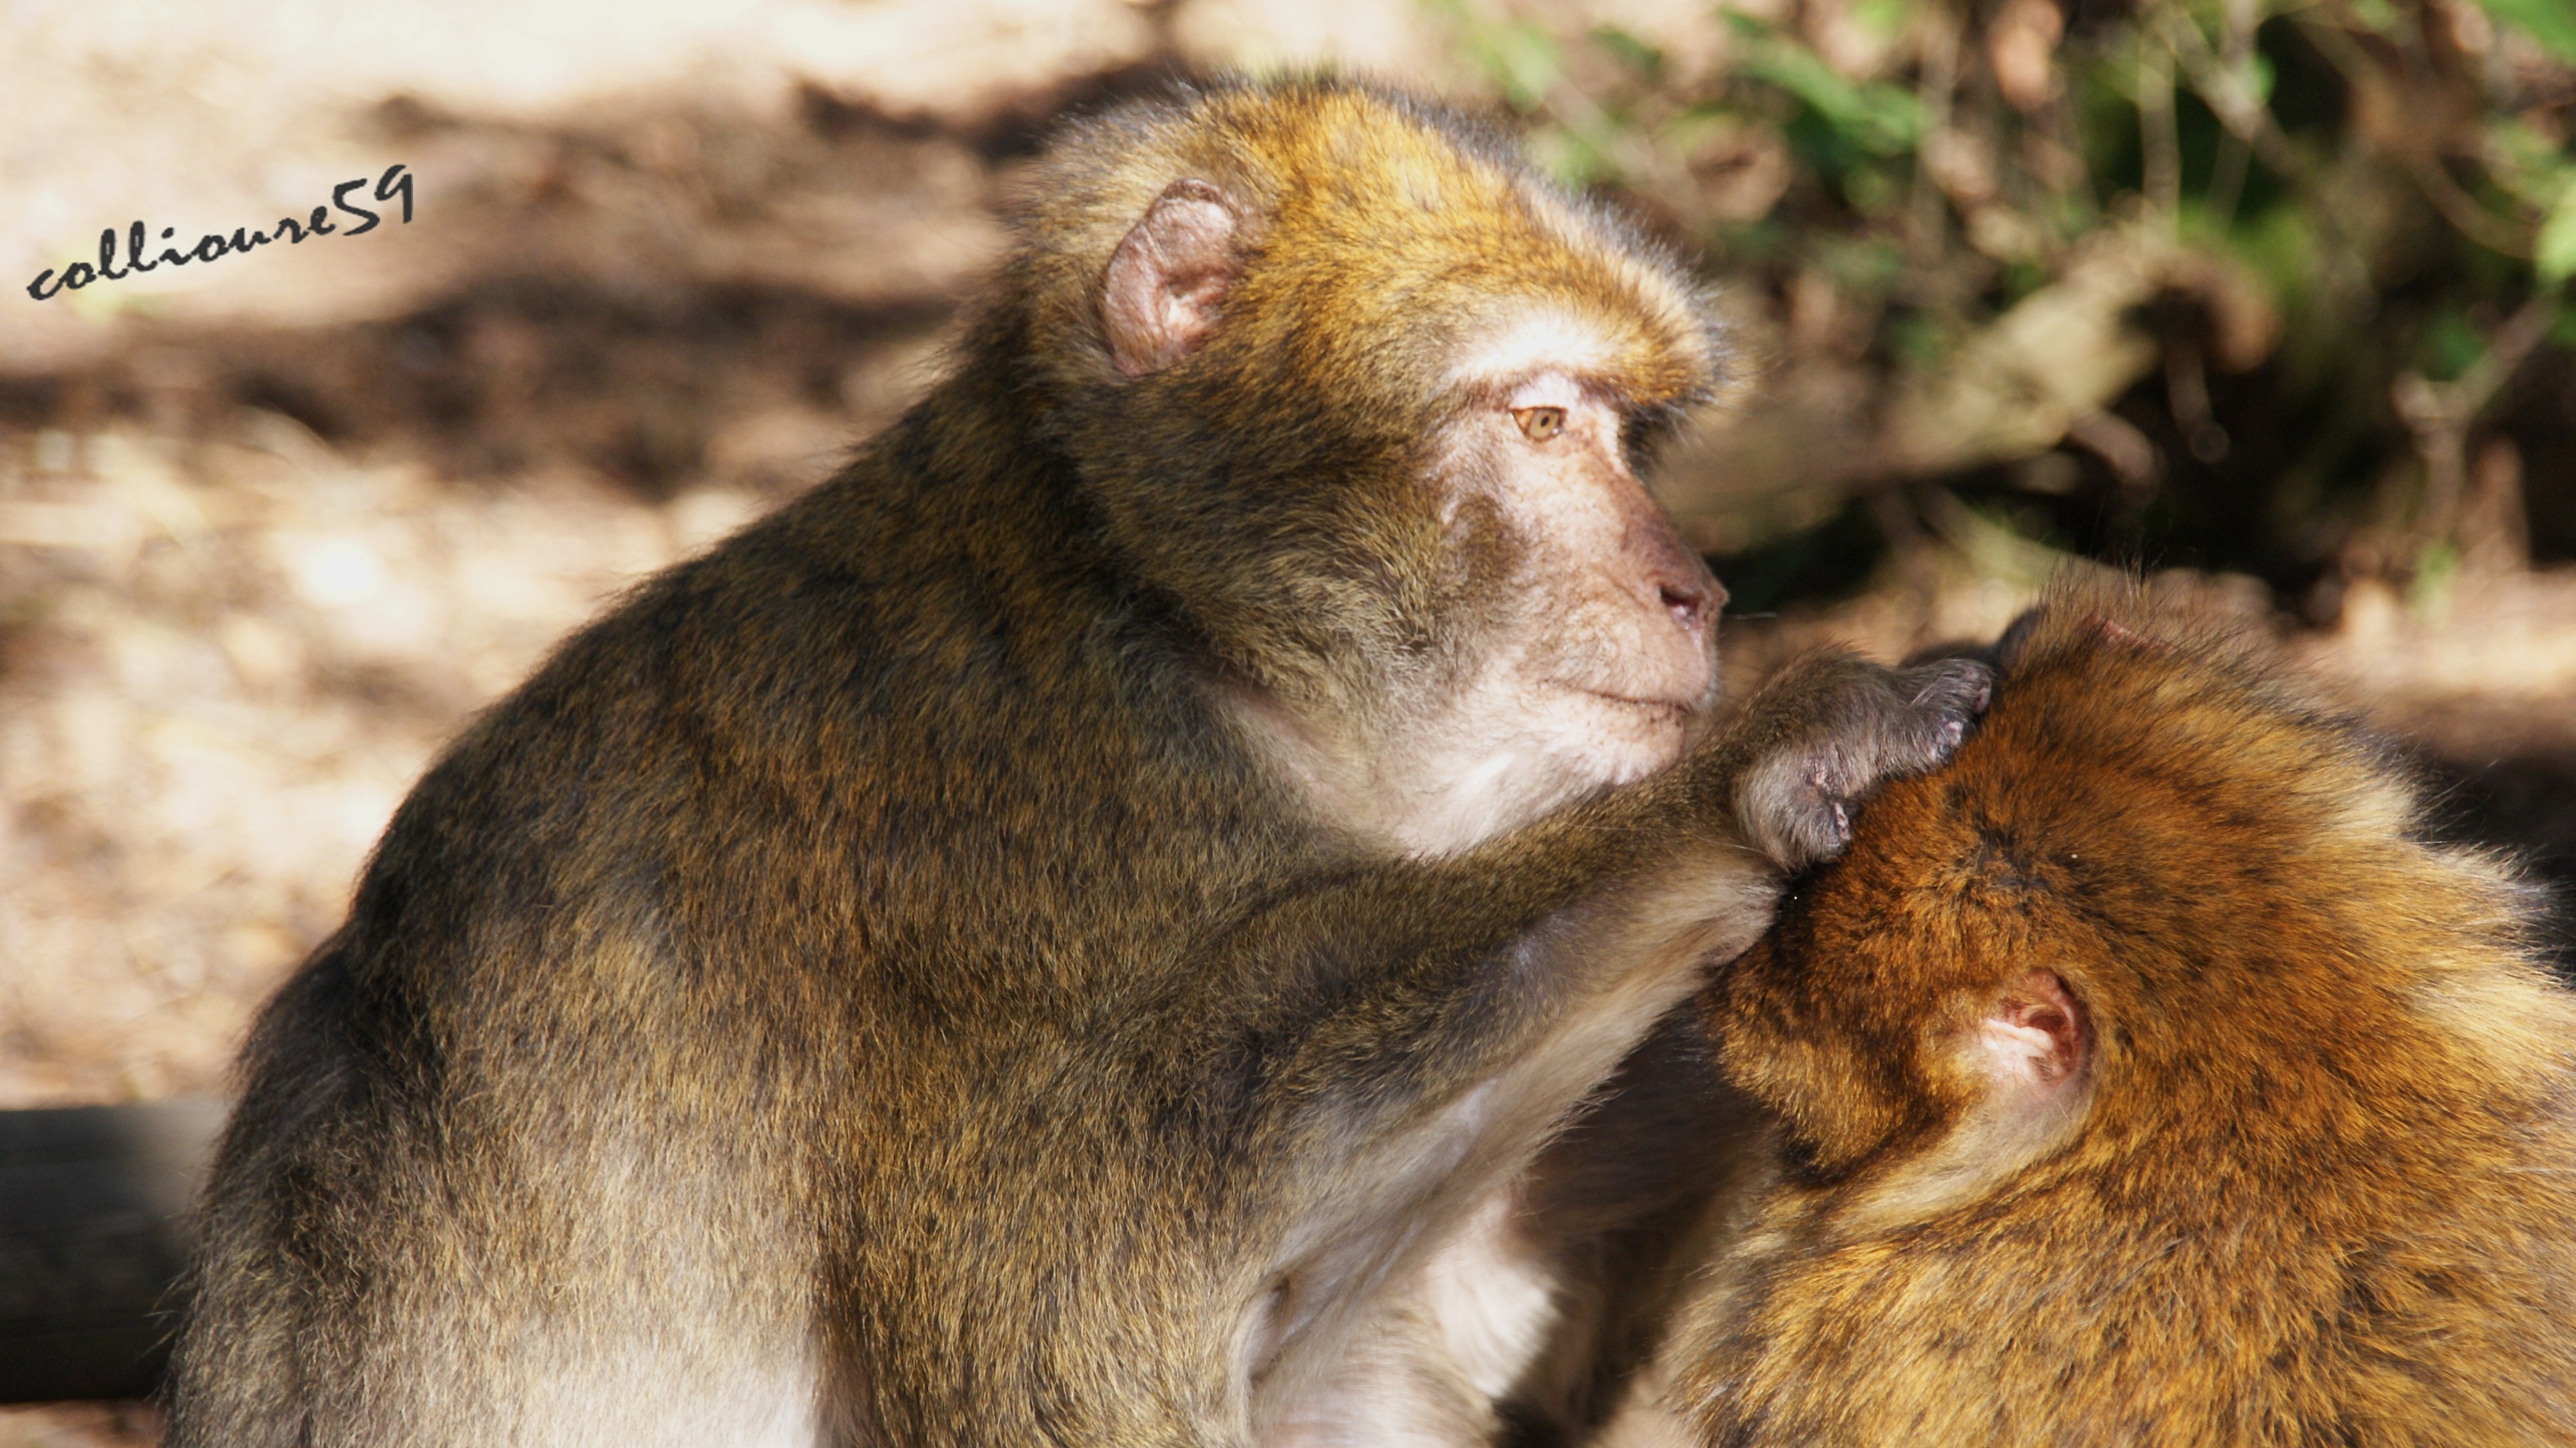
[1876,657,1995,777]
[1731,655,1989,871]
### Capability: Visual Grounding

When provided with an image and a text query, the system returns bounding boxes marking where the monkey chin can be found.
[1240,675,1708,859]
[1391,676,1710,853]
[1412,683,1706,848]
[1555,687,1700,785]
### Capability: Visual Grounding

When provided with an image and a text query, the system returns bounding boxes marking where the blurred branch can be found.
[1669,228,2215,540]
[1910,6,1964,262]
[2140,31,2183,222]
[2293,6,2540,258]
[1919,485,2072,584]
[2405,150,2541,258]
[2206,0,2262,225]
[0,1102,223,1404]
[2066,408,2162,489]
[2393,293,2557,551]
[2159,5,2310,183]
[2153,3,2374,293]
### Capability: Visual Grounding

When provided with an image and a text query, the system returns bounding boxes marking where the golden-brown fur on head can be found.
[1003,77,1720,713]
[1669,572,2576,1446]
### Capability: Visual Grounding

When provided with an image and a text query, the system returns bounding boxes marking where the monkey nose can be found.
[1659,577,1712,633]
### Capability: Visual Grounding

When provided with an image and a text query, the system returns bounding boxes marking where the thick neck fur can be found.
[697,350,1333,959]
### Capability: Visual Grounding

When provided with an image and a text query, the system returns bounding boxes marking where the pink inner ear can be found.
[2084,614,2167,653]
[1975,969,2087,1093]
[1102,180,1241,377]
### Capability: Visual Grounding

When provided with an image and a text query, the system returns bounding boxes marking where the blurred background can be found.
[2,0,2572,1437]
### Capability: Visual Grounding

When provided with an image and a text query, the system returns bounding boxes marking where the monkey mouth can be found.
[1568,687,1699,722]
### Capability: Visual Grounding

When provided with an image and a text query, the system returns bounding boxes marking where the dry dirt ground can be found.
[5,0,2573,1440]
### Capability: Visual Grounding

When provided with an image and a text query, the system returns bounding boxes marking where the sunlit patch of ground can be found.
[0,421,769,1107]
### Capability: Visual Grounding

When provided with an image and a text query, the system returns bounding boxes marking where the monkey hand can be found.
[1724,651,1992,872]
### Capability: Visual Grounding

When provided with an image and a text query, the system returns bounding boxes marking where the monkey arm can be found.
[1196,650,1991,1133]
[1171,652,1987,1415]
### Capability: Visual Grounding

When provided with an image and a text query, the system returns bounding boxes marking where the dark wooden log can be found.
[0,1101,224,1403]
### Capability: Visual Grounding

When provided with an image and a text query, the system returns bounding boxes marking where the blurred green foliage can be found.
[1433,0,2576,617]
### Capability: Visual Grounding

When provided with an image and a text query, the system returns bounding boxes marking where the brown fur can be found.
[1649,577,2576,1447]
[163,79,1988,1448]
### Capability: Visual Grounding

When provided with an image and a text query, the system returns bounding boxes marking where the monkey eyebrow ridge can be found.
[1445,305,1681,399]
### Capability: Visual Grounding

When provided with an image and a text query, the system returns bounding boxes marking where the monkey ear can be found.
[1972,970,2088,1101]
[1993,607,2045,671]
[1102,179,1242,377]
[2084,614,2168,653]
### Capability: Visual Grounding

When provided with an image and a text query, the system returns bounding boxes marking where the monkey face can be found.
[1367,327,1724,850]
[1436,320,1722,743]
[1234,349,1718,854]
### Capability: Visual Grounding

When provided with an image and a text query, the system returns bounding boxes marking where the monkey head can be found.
[1708,591,2416,1222]
[1700,587,2524,1226]
[1672,579,2576,1441]
[1002,81,1728,854]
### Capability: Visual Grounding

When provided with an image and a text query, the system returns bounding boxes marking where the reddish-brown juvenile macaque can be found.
[1635,578,2576,1447]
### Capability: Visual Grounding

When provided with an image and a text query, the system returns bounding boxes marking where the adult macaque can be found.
[1637,580,2576,1447]
[166,81,1987,1447]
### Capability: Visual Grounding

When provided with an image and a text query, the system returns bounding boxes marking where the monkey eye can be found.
[1512,405,1567,443]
